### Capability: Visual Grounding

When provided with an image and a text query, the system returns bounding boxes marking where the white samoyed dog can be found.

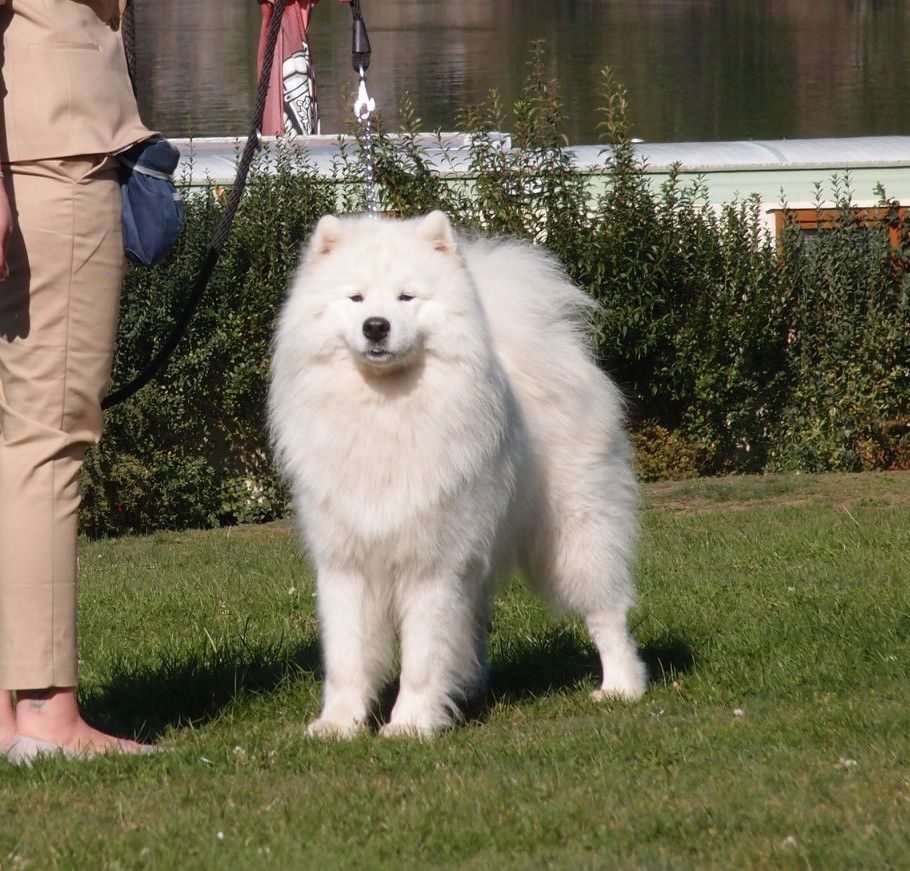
[268,212,646,738]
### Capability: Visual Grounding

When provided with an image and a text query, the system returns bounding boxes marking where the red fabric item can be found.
[257,0,321,135]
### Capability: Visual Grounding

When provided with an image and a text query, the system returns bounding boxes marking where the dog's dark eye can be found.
[398,293,415,302]
[348,294,364,303]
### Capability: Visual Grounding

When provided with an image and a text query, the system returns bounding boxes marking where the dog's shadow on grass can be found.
[467,625,696,719]
[80,639,321,741]
[84,627,695,739]
[376,626,697,727]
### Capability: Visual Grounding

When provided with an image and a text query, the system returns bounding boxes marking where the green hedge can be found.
[81,48,910,536]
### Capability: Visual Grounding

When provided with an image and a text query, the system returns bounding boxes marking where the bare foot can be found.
[1,690,15,748]
[15,688,151,755]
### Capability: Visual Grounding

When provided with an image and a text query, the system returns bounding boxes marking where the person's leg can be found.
[13,688,146,751]
[0,157,145,752]
[0,690,14,747]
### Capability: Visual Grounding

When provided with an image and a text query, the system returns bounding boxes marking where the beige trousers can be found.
[0,156,124,690]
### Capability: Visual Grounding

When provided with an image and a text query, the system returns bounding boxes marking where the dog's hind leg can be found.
[584,606,647,701]
[308,568,393,739]
[521,474,647,701]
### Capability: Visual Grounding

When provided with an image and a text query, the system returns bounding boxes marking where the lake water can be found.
[134,0,910,144]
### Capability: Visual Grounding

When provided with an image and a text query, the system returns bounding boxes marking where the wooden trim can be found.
[774,207,910,249]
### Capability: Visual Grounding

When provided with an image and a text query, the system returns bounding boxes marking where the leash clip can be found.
[354,69,375,122]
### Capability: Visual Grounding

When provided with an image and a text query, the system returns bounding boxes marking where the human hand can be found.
[0,180,12,281]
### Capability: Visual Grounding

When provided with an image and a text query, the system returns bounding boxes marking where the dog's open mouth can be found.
[365,347,393,362]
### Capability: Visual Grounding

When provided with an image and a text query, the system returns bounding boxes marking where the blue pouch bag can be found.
[118,139,185,266]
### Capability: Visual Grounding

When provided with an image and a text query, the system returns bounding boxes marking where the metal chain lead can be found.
[354,67,379,214]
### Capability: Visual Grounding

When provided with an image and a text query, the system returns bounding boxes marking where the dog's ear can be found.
[417,211,457,254]
[309,214,344,257]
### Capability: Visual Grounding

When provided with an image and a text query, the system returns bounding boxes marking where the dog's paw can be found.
[591,659,648,702]
[305,717,365,740]
[382,696,453,739]
[378,721,441,740]
[590,685,644,702]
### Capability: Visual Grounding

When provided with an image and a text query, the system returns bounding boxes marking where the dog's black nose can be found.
[362,317,391,342]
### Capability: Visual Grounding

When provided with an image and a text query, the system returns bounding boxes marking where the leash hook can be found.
[354,67,375,122]
[350,3,379,215]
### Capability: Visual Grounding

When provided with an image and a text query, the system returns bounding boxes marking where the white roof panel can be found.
[171,135,910,185]
[570,136,910,173]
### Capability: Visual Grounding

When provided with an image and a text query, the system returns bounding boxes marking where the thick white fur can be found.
[268,212,646,738]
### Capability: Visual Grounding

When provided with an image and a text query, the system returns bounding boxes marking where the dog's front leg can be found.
[308,569,391,739]
[382,574,485,738]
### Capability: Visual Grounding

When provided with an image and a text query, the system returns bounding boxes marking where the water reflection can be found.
[133,0,910,143]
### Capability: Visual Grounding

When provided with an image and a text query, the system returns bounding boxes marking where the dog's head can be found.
[284,211,484,376]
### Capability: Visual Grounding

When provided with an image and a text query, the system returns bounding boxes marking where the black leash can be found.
[104,0,290,409]
[121,0,139,100]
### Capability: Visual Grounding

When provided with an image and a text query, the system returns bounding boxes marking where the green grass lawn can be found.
[2,472,908,869]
